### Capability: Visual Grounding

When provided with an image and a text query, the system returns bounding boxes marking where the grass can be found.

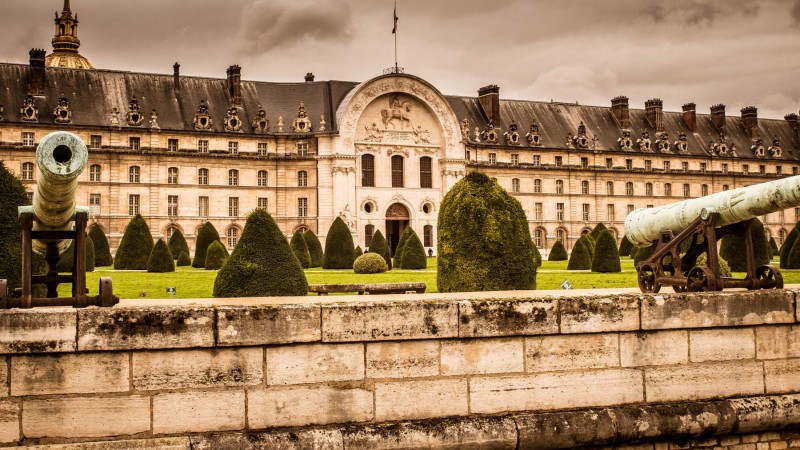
[58,257,800,299]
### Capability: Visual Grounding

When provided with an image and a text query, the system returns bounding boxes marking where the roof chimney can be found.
[305,72,315,82]
[173,62,180,96]
[226,65,242,107]
[611,96,630,129]
[785,113,799,134]
[644,98,664,132]
[477,85,500,125]
[710,104,726,134]
[682,103,697,132]
[741,106,759,139]
[29,49,46,96]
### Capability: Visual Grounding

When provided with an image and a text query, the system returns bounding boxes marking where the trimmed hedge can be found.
[354,246,363,259]
[567,240,591,270]
[176,251,191,266]
[368,230,392,271]
[394,226,413,268]
[437,172,536,292]
[533,242,542,267]
[719,218,770,272]
[769,237,779,259]
[147,238,175,273]
[88,224,113,267]
[204,240,228,270]
[290,229,311,269]
[781,227,800,269]
[618,235,634,257]
[591,230,621,273]
[578,234,595,260]
[55,236,95,273]
[192,222,221,268]
[114,214,154,270]
[168,229,190,261]
[633,245,655,265]
[214,209,308,297]
[322,217,355,269]
[399,230,427,269]
[303,230,324,268]
[549,241,568,261]
[589,223,608,241]
[353,253,388,274]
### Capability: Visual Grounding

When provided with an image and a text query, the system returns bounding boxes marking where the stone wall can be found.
[1,289,800,448]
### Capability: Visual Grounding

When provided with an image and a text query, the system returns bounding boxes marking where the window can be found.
[759,165,766,175]
[129,166,140,183]
[391,155,404,188]
[228,169,239,186]
[258,198,268,210]
[533,179,542,193]
[644,160,652,171]
[582,203,590,221]
[298,198,308,218]
[511,154,519,165]
[581,180,589,195]
[581,157,588,169]
[626,182,634,196]
[128,194,140,215]
[258,170,268,187]
[743,164,750,174]
[228,141,239,155]
[555,156,563,167]
[257,142,268,156]
[166,226,177,242]
[423,225,433,247]
[198,196,209,217]
[297,142,309,156]
[227,227,238,249]
[420,157,432,188]
[794,167,798,175]
[556,229,565,243]
[167,195,178,216]
[700,163,707,172]
[606,181,614,196]
[532,155,541,166]
[777,166,782,175]
[168,139,178,152]
[722,163,728,174]
[556,203,564,221]
[198,140,209,153]
[90,135,101,149]
[701,184,709,196]
[627,204,635,214]
[89,193,101,215]
[780,229,787,245]
[683,183,690,198]
[229,197,239,217]
[722,184,729,191]
[534,203,543,221]
[625,159,633,170]
[198,168,209,185]
[488,153,496,164]
[21,162,34,180]
[465,151,470,160]
[362,154,375,187]
[606,158,613,169]
[682,161,689,171]
[645,183,653,196]
[298,170,308,187]
[664,183,672,196]
[167,167,178,184]
[534,228,544,248]
[556,179,564,194]
[365,224,374,247]
[607,204,615,221]
[22,132,35,147]
[663,161,671,171]
[89,164,101,182]
[512,178,520,193]
[129,137,140,150]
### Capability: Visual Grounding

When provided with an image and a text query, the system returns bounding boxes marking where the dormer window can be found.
[126,96,144,126]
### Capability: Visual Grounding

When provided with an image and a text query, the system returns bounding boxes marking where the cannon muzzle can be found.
[624,175,800,248]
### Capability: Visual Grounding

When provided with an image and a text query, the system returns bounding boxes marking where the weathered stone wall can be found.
[1,289,800,448]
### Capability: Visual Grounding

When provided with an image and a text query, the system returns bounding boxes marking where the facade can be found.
[1,1,800,256]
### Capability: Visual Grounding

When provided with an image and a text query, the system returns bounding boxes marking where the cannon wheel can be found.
[755,265,783,289]
[687,266,716,292]
[671,284,688,293]
[98,277,115,307]
[637,264,661,293]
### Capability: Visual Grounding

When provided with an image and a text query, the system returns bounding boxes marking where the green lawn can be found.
[59,257,800,299]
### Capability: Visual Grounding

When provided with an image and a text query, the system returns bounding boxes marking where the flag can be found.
[392,3,398,34]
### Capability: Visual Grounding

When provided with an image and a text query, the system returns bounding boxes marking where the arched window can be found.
[701,184,709,196]
[198,168,209,185]
[683,183,690,198]
[555,179,564,194]
[129,166,140,183]
[534,228,545,248]
[606,181,614,196]
[420,157,432,188]
[167,167,178,184]
[166,226,178,243]
[423,225,433,247]
[227,227,239,249]
[512,178,520,193]
[89,164,101,182]
[21,162,34,180]
[780,229,786,245]
[556,228,566,243]
[391,155,404,188]
[298,170,308,187]
[664,183,672,196]
[257,170,268,187]
[361,154,375,187]
[581,180,589,194]
[534,179,542,193]
[626,182,633,196]
[645,182,653,196]
[228,169,239,186]
[365,224,375,247]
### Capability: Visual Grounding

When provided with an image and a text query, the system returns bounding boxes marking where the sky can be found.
[1,0,800,119]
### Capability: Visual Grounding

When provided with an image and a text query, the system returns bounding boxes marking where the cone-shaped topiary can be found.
[204,240,227,270]
[533,242,542,267]
[788,238,800,271]
[394,226,413,268]
[303,230,324,268]
[176,251,191,266]
[168,229,190,261]
[720,218,770,272]
[88,224,113,267]
[399,230,427,269]
[619,235,634,257]
[633,245,655,265]
[590,223,608,241]
[769,236,779,259]
[591,230,621,273]
[437,172,536,292]
[147,238,175,273]
[290,229,311,269]
[322,217,355,269]
[192,222,221,268]
[367,230,392,271]
[354,246,363,259]
[567,240,591,270]
[578,234,595,259]
[55,236,95,273]
[781,227,800,269]
[353,253,388,274]
[549,241,568,261]
[214,209,308,297]
[114,214,154,270]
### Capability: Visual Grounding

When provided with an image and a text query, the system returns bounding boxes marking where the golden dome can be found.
[45,0,93,69]
[45,53,94,69]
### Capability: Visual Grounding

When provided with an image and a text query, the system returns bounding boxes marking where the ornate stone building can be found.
[1,1,799,255]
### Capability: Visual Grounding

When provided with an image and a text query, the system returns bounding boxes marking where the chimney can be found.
[173,62,180,96]
[785,113,799,133]
[644,98,664,132]
[226,65,242,107]
[682,103,697,132]
[477,84,500,125]
[741,106,759,139]
[611,96,630,129]
[305,72,315,82]
[710,104,726,134]
[29,49,46,96]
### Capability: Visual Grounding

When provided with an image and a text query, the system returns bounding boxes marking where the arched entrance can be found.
[385,203,410,253]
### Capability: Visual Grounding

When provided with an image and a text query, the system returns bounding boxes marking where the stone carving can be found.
[461,118,470,139]
[149,110,159,128]
[674,132,688,152]
[709,133,728,156]
[252,107,270,133]
[572,121,589,149]
[752,138,766,158]
[381,95,412,129]
[386,147,409,157]
[505,122,521,145]
[413,125,431,144]
[441,169,465,177]
[527,122,542,146]
[473,127,481,143]
[277,116,284,133]
[126,96,144,126]
[618,130,633,150]
[338,204,355,229]
[193,100,212,130]
[419,197,436,212]
[109,107,120,126]
[331,166,355,174]
[224,105,242,132]
[386,202,410,219]
[481,123,498,143]
[656,132,670,153]
[364,122,384,142]
[53,94,72,124]
[319,115,326,132]
[769,138,782,158]
[292,101,312,132]
[637,131,652,152]
[415,148,437,156]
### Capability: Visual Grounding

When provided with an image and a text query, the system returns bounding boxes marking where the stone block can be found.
[527,333,618,372]
[612,402,736,441]
[620,330,688,367]
[757,326,800,360]
[645,361,764,403]
[690,328,755,362]
[266,343,364,385]
[78,306,215,351]
[27,437,191,449]
[0,400,19,443]
[560,295,640,333]
[248,385,373,428]
[321,300,458,342]
[342,416,517,449]
[765,360,800,394]
[132,347,262,390]
[772,442,790,450]
[23,396,150,438]
[0,309,76,354]
[375,379,468,421]
[470,369,644,414]
[153,390,245,434]
[458,298,557,338]
[216,304,320,346]
[441,337,523,375]
[641,291,794,330]
[11,352,129,396]
[190,430,342,450]
[0,357,7,397]
[366,340,439,379]
[515,410,617,449]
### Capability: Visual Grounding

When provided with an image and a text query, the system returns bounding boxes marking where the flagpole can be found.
[394,1,398,72]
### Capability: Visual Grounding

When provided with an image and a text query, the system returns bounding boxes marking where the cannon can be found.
[0,131,118,308]
[624,175,800,293]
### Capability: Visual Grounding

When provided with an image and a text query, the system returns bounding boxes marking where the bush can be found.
[88,224,113,267]
[114,214,154,270]
[697,252,732,277]
[368,230,393,271]
[590,223,608,241]
[147,238,175,273]
[353,253,388,274]
[533,242,542,267]
[55,236,95,273]
[176,251,191,266]
[633,245,655,265]
[214,209,308,297]
[322,217,355,269]
[788,238,800,271]
[619,235,634,257]
[437,172,536,292]
[399,230,427,269]
[289,229,311,269]
[193,222,221,268]
[781,227,800,269]
[394,226,413,267]
[303,230,324,268]
[578,234,595,260]
[354,246,363,259]
[769,237,779,259]
[549,241,568,261]
[168,229,190,261]
[567,240,591,270]
[591,230,621,273]
[204,240,228,270]
[720,218,770,272]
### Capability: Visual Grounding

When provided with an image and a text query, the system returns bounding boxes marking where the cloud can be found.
[641,0,759,26]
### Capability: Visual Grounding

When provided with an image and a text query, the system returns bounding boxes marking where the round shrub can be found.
[367,230,393,271]
[394,226,413,267]
[567,240,591,270]
[769,237,779,259]
[354,246,363,259]
[399,231,427,269]
[289,229,311,269]
[720,218,770,272]
[88,224,113,267]
[590,223,608,241]
[322,217,355,269]
[353,253,388,274]
[55,236,95,273]
[549,241,568,261]
[114,214,154,270]
[168,229,190,261]
[781,227,800,269]
[204,240,227,270]
[437,172,536,292]
[147,238,174,273]
[214,209,308,297]
[176,251,191,266]
[303,230,324,268]
[591,230,621,273]
[193,222,221,268]
[618,235,634,257]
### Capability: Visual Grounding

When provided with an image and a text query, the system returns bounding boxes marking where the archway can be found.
[385,203,410,253]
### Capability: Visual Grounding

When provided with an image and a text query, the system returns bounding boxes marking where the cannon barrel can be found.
[624,175,800,248]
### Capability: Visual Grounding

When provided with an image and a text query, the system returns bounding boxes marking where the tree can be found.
[353,253,388,274]
[354,246,363,259]
[147,238,175,273]
[720,218,770,272]
[204,240,228,270]
[618,235,634,257]
[289,229,311,269]
[399,230,427,269]
[214,209,308,297]
[393,226,413,268]
[176,251,191,267]
[55,236,95,273]
[303,230,324,268]
[322,217,355,269]
[589,223,608,241]
[367,230,392,271]
[114,214,154,270]
[567,239,591,270]
[168,229,190,261]
[437,172,536,292]
[192,222,221,268]
[769,237,779,259]
[88,224,113,267]
[549,241,568,261]
[591,230,621,273]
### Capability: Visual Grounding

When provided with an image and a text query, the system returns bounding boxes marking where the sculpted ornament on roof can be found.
[319,115,326,132]
[20,95,38,122]
[126,97,144,126]
[224,105,242,132]
[656,132,670,153]
[769,138,782,157]
[252,107,270,133]
[618,130,633,151]
[637,131,652,152]
[292,101,312,132]
[461,118,470,140]
[481,123,498,143]
[527,122,542,147]
[53,95,72,124]
[674,132,688,152]
[709,133,729,156]
[572,121,589,149]
[149,110,159,129]
[505,122,521,145]
[109,108,120,126]
[752,138,766,158]
[382,95,412,130]
[194,100,212,130]
[363,122,384,142]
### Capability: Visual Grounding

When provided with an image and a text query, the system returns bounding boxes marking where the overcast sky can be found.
[2,0,800,119]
